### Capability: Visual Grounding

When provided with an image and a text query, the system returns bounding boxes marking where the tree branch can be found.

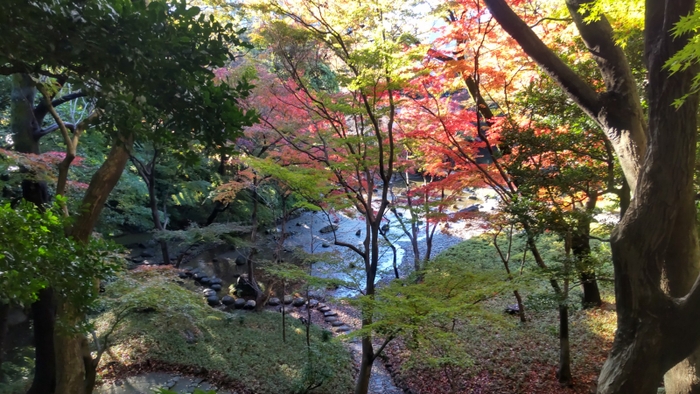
[483,0,602,121]
[34,91,87,120]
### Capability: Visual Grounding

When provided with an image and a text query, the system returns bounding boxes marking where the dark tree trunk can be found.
[10,74,58,394]
[557,304,572,386]
[572,212,602,308]
[354,335,374,394]
[514,290,526,323]
[26,289,56,394]
[0,302,7,379]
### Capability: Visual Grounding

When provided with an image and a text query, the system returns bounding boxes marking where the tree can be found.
[481,0,700,392]
[0,1,256,393]
[247,0,428,390]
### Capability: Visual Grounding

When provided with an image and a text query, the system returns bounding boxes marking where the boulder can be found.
[199,277,211,285]
[319,225,339,234]
[292,297,306,307]
[283,295,293,305]
[308,299,319,308]
[202,288,216,297]
[210,284,222,292]
[505,304,520,315]
[210,277,223,285]
[234,298,246,309]
[235,255,246,266]
[177,272,188,279]
[321,243,330,248]
[206,295,220,306]
[235,276,259,298]
[458,205,479,214]
[355,229,362,237]
[267,297,281,306]
[221,296,235,306]
[243,300,256,310]
[380,223,390,234]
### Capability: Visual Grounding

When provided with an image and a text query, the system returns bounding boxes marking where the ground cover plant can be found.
[93,266,354,394]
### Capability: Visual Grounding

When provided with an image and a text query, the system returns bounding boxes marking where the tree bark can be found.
[354,335,374,394]
[54,134,133,394]
[557,304,572,386]
[27,289,56,394]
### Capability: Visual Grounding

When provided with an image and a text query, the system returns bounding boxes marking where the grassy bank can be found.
[94,266,354,394]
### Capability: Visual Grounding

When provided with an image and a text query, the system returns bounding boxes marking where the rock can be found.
[321,243,330,248]
[212,257,218,262]
[193,273,205,280]
[235,275,259,298]
[210,277,223,285]
[243,300,256,310]
[323,311,338,317]
[292,297,306,307]
[141,250,155,258]
[319,306,331,313]
[200,277,211,285]
[234,298,246,309]
[324,316,338,323]
[268,297,281,306]
[177,272,188,279]
[459,205,479,213]
[468,195,478,200]
[183,329,197,344]
[505,304,520,315]
[333,325,351,333]
[308,299,319,308]
[235,255,246,266]
[296,222,302,227]
[221,296,235,306]
[380,223,390,233]
[355,229,362,237]
[333,217,340,224]
[203,288,216,297]
[319,224,339,234]
[206,295,220,306]
[132,256,144,263]
[283,295,293,305]
[210,284,222,292]
[331,320,345,327]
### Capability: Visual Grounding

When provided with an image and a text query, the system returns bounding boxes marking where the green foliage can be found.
[666,5,700,107]
[95,269,354,394]
[0,199,123,312]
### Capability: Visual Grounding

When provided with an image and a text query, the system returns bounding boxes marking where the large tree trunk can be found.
[54,135,133,394]
[600,0,700,392]
[10,74,58,394]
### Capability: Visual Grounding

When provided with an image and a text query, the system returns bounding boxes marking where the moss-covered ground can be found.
[94,266,354,394]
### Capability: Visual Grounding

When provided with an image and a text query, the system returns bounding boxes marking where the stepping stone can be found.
[323,311,337,317]
[317,303,326,309]
[319,306,331,313]
[267,297,281,306]
[210,284,222,291]
[334,325,351,333]
[283,295,293,305]
[221,296,235,306]
[308,299,319,308]
[324,316,338,323]
[206,295,219,306]
[292,297,306,307]
[331,320,345,327]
